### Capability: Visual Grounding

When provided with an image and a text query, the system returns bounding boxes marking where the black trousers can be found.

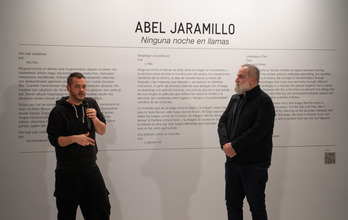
[54,167,111,220]
[225,162,269,220]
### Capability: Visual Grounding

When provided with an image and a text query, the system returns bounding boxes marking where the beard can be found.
[234,82,251,95]
[70,91,85,102]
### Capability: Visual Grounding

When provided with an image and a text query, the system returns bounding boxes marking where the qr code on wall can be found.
[325,152,336,164]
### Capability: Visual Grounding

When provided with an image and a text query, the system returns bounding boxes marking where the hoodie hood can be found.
[56,96,86,122]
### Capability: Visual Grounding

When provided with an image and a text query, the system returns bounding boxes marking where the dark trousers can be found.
[54,167,111,220]
[225,162,269,220]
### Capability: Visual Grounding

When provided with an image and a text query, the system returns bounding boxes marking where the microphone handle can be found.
[87,113,92,130]
[84,102,92,130]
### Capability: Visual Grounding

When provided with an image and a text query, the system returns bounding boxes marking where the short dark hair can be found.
[67,72,86,86]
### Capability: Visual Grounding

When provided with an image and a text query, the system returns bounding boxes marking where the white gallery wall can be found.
[1,0,347,219]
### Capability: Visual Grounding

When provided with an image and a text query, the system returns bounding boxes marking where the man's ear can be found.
[250,76,257,85]
[66,85,70,92]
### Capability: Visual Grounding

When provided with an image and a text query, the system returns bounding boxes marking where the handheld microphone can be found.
[83,101,92,130]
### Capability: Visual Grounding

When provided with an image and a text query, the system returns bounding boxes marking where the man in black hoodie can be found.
[47,72,111,220]
[218,64,275,220]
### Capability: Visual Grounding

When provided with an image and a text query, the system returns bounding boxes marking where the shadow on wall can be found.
[267,120,290,220]
[142,147,202,220]
[141,103,202,220]
[0,84,50,219]
[97,122,124,220]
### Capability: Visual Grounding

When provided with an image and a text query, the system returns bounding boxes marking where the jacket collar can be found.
[241,85,261,100]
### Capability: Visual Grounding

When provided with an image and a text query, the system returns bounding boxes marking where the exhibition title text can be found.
[135,21,235,35]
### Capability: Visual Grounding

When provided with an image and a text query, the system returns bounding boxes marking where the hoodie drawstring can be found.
[72,105,78,118]
[82,106,85,124]
[71,105,85,124]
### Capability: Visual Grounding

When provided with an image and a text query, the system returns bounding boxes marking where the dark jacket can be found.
[218,85,275,164]
[46,96,106,173]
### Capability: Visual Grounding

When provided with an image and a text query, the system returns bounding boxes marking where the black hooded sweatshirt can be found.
[47,96,106,174]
